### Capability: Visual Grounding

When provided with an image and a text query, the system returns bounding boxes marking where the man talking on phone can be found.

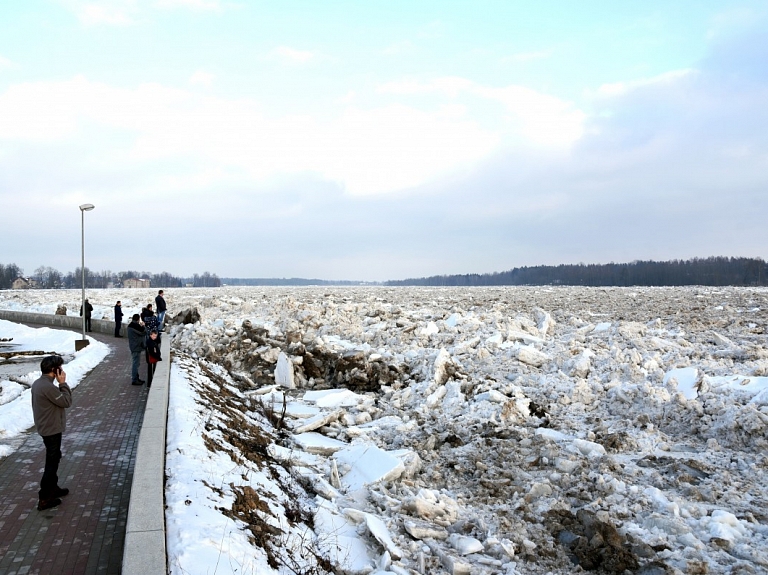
[31,355,73,511]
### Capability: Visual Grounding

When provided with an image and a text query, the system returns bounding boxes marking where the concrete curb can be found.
[123,334,170,575]
[0,309,170,574]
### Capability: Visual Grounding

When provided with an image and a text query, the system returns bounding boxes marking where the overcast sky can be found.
[1,1,767,281]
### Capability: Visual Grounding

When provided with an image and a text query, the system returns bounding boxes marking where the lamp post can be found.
[76,203,95,352]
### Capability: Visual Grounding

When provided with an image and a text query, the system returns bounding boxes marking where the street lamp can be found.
[76,203,95,351]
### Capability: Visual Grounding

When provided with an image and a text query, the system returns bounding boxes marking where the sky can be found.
[1,1,767,282]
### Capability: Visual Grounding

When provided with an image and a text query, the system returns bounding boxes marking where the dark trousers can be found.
[85,317,92,331]
[147,361,157,386]
[115,321,122,337]
[40,433,62,499]
[131,350,142,382]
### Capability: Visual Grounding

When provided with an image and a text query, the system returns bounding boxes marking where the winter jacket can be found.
[31,374,72,437]
[127,321,146,353]
[115,304,123,323]
[146,337,162,363]
[155,294,167,313]
[143,314,159,333]
[79,301,93,318]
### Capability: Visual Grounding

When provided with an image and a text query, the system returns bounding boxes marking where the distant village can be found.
[1,263,221,290]
[10,276,153,290]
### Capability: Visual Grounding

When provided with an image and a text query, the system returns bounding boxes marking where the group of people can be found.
[126,290,166,387]
[29,290,169,512]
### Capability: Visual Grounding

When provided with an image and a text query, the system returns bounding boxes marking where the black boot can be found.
[37,497,62,511]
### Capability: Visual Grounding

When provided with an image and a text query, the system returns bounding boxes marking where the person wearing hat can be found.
[31,355,72,510]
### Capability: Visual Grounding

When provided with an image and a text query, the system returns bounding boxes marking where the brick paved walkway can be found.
[0,328,149,574]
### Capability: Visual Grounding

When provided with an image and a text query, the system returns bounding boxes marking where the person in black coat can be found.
[114,301,123,337]
[79,299,93,332]
[155,290,167,331]
[145,330,162,388]
[127,315,146,385]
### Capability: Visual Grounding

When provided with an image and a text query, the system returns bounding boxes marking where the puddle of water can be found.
[0,358,42,378]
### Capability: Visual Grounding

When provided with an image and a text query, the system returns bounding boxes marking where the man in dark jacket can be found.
[155,290,167,331]
[79,299,93,332]
[114,300,123,337]
[31,355,73,511]
[127,314,146,385]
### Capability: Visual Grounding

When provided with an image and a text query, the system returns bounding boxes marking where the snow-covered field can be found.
[2,286,768,574]
[0,319,110,457]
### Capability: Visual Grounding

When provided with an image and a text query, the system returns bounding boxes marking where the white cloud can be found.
[595,69,695,98]
[155,0,220,10]
[71,1,136,26]
[501,49,553,63]
[707,7,760,40]
[418,20,445,40]
[0,73,586,200]
[382,40,415,55]
[318,104,498,194]
[267,46,317,64]
[0,55,15,70]
[0,76,497,195]
[379,76,585,147]
[474,85,585,146]
[60,0,220,26]
[378,77,473,97]
[189,70,215,86]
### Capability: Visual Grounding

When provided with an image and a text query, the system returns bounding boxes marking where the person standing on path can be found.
[79,298,93,332]
[155,290,167,331]
[145,329,162,387]
[127,314,146,385]
[31,355,72,511]
[114,300,124,337]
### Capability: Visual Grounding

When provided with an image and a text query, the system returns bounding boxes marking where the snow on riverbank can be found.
[2,286,768,573]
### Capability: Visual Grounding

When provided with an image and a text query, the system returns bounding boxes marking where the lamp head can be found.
[79,203,95,212]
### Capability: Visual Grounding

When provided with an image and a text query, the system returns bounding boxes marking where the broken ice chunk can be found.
[314,500,373,574]
[344,509,404,559]
[448,533,484,555]
[514,345,549,367]
[403,518,449,540]
[292,409,344,434]
[334,444,405,490]
[293,432,347,455]
[303,388,368,408]
[274,351,295,388]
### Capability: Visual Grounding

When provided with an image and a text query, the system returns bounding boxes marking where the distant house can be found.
[124,278,151,289]
[11,277,36,289]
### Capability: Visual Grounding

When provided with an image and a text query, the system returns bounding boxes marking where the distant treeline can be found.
[7,257,767,290]
[220,277,373,286]
[385,257,768,287]
[0,263,221,289]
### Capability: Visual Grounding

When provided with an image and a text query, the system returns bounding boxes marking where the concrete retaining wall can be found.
[0,309,122,337]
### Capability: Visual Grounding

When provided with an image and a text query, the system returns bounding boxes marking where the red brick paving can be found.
[0,327,149,574]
